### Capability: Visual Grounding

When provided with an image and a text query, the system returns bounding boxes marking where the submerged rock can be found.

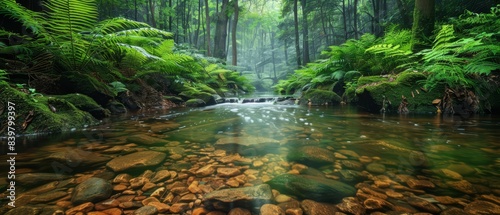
[126,134,171,146]
[215,136,281,156]
[203,184,273,211]
[16,173,71,187]
[106,151,166,172]
[287,146,336,167]
[71,177,112,205]
[266,174,356,203]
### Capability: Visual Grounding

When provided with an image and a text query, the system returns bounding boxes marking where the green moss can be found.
[185,99,206,107]
[178,87,214,105]
[301,89,341,105]
[0,82,98,135]
[395,71,426,86]
[56,94,110,119]
[357,76,388,86]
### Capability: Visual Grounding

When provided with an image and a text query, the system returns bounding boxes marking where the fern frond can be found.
[43,0,98,36]
[95,17,151,34]
[0,0,43,34]
[115,27,173,38]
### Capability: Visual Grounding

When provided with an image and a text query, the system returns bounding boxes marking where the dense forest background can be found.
[1,0,500,118]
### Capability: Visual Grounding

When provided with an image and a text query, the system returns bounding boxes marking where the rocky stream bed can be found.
[2,105,500,215]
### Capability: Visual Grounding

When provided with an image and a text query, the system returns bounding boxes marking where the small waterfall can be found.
[220,96,296,105]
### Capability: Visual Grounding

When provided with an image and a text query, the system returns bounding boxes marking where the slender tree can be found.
[231,0,239,65]
[293,0,301,67]
[204,0,211,56]
[214,0,230,59]
[300,0,310,64]
[411,0,435,51]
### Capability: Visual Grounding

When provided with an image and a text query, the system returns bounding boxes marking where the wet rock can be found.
[340,160,364,170]
[338,170,365,183]
[30,190,67,203]
[16,173,71,187]
[133,205,158,215]
[481,194,500,205]
[95,199,120,211]
[406,197,441,214]
[406,179,435,189]
[71,177,112,205]
[435,169,463,180]
[4,206,41,215]
[260,204,285,215]
[215,136,281,155]
[126,134,170,146]
[363,197,393,210]
[228,207,251,215]
[147,202,170,213]
[285,208,303,215]
[65,202,94,215]
[287,146,336,167]
[266,174,356,202]
[106,151,166,172]
[113,173,132,183]
[336,197,365,215]
[464,200,500,215]
[100,208,123,215]
[441,207,468,215]
[192,207,210,215]
[196,165,216,177]
[446,163,476,176]
[47,148,110,167]
[366,163,386,174]
[337,150,360,159]
[169,203,189,213]
[447,180,476,194]
[301,199,337,215]
[217,168,241,177]
[203,184,273,211]
[129,177,146,189]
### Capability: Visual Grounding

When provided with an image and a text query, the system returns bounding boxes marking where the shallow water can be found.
[2,103,500,214]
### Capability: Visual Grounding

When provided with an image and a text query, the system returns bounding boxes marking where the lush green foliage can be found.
[0,0,253,103]
[276,5,500,106]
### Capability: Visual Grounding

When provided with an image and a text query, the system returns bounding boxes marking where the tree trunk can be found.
[194,0,201,47]
[134,0,138,21]
[411,0,435,51]
[213,0,229,59]
[169,0,173,31]
[148,0,156,27]
[353,0,358,39]
[231,0,239,66]
[396,0,411,29]
[271,32,277,84]
[204,0,211,56]
[301,0,310,65]
[293,0,302,67]
[342,0,348,41]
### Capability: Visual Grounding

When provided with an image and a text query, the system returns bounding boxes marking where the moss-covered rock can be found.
[185,99,206,107]
[164,96,184,104]
[0,82,98,135]
[301,89,341,105]
[355,71,444,113]
[106,100,127,114]
[56,94,110,119]
[179,88,216,106]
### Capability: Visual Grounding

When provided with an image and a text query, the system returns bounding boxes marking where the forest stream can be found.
[1,102,500,215]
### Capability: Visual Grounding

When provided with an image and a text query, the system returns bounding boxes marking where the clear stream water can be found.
[2,102,500,213]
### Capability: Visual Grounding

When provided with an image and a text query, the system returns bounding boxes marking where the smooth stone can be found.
[260,204,285,215]
[147,202,170,213]
[95,199,120,210]
[406,179,435,189]
[337,149,360,159]
[217,168,241,177]
[446,163,477,176]
[196,165,216,177]
[363,197,393,210]
[30,190,67,203]
[113,173,132,183]
[65,202,94,215]
[406,197,441,214]
[126,134,170,145]
[435,168,463,180]
[300,199,338,215]
[169,203,189,213]
[133,205,158,215]
[101,208,123,215]
[150,170,171,183]
[47,148,110,167]
[106,151,166,172]
[340,160,364,170]
[71,177,112,205]
[266,174,356,202]
[16,173,71,187]
[447,180,476,194]
[287,146,336,167]
[203,184,273,210]
[4,206,41,215]
[465,200,500,215]
[366,163,386,174]
[336,197,366,215]
[441,207,468,215]
[228,207,251,215]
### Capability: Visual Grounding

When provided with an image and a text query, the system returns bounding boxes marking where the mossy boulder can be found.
[300,89,341,105]
[179,90,216,106]
[164,96,184,104]
[355,71,444,113]
[287,146,336,167]
[0,82,98,135]
[266,174,356,203]
[56,94,110,119]
[185,99,206,107]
